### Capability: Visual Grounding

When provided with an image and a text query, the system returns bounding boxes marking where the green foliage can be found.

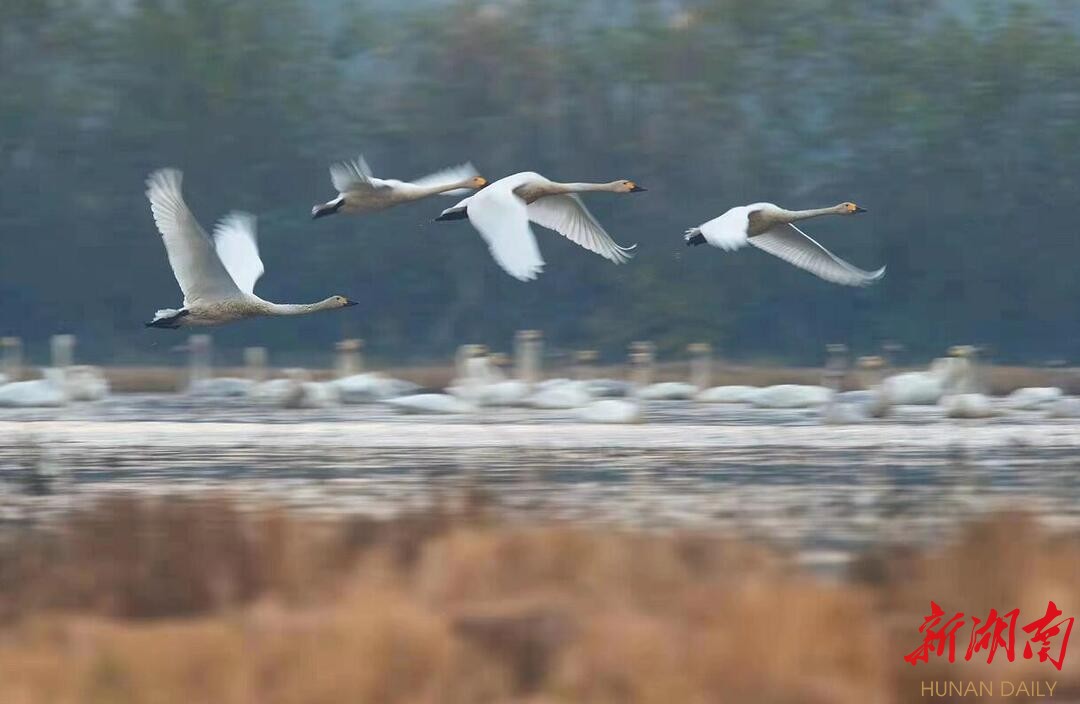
[2,0,1079,365]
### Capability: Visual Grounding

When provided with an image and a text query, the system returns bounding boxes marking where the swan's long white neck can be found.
[778,205,845,222]
[262,298,339,316]
[412,178,478,198]
[549,181,621,194]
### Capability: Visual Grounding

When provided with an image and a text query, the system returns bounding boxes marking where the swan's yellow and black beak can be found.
[853,205,867,213]
[630,184,647,192]
[344,299,359,307]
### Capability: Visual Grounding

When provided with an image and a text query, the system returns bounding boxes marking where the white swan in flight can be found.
[145,169,357,328]
[312,155,487,219]
[434,172,643,281]
[684,202,885,286]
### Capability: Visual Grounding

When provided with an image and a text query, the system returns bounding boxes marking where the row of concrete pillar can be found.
[0,332,918,390]
[2,334,77,379]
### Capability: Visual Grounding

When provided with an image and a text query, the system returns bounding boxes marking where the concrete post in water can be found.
[187,334,212,391]
[629,341,655,387]
[514,329,542,385]
[488,352,510,378]
[857,355,886,389]
[50,334,75,369]
[1,337,23,380]
[244,347,268,382]
[574,350,599,381]
[687,342,712,390]
[335,338,363,378]
[824,343,849,388]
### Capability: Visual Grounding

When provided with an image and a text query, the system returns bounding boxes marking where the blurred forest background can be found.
[2,0,1079,366]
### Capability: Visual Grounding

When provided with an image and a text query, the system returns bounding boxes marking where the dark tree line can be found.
[2,0,1079,366]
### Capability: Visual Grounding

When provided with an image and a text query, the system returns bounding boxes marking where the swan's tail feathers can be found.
[685,228,706,246]
[145,308,189,329]
[434,205,468,222]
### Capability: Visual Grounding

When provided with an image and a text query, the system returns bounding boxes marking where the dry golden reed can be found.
[0,496,1077,703]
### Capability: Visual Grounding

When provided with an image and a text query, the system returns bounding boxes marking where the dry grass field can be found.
[0,495,1077,703]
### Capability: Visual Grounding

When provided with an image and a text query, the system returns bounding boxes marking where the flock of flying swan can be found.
[144,156,885,329]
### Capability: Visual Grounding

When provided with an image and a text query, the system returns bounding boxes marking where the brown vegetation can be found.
[89,362,1080,395]
[1,496,1078,702]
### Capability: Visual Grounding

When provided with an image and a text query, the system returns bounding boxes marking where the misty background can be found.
[2,0,1079,366]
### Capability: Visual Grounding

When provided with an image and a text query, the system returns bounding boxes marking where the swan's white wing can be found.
[698,206,753,250]
[466,184,544,281]
[527,194,636,264]
[750,223,885,286]
[212,212,264,295]
[330,155,380,193]
[409,162,480,197]
[145,169,240,305]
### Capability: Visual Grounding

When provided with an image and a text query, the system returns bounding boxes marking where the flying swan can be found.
[145,168,357,328]
[312,155,487,219]
[684,202,885,286]
[434,172,643,281]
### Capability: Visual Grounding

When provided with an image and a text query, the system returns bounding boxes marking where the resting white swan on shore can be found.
[0,378,67,407]
[312,155,487,219]
[685,202,884,286]
[1006,387,1063,410]
[751,384,832,409]
[435,172,642,281]
[145,169,357,328]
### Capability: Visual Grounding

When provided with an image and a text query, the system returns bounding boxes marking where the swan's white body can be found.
[879,358,972,405]
[440,172,640,281]
[750,384,831,409]
[452,380,532,407]
[312,156,485,218]
[575,399,643,424]
[332,373,419,404]
[447,354,531,406]
[1006,387,1063,410]
[696,385,759,404]
[0,367,110,407]
[0,378,67,407]
[942,393,998,419]
[685,202,884,287]
[821,388,890,424]
[1047,397,1080,418]
[937,351,996,418]
[529,379,593,409]
[145,169,355,328]
[385,393,476,415]
[250,372,339,409]
[48,366,110,402]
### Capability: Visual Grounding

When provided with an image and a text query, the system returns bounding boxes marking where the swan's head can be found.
[329,295,358,308]
[468,176,488,189]
[840,202,866,214]
[617,180,647,193]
